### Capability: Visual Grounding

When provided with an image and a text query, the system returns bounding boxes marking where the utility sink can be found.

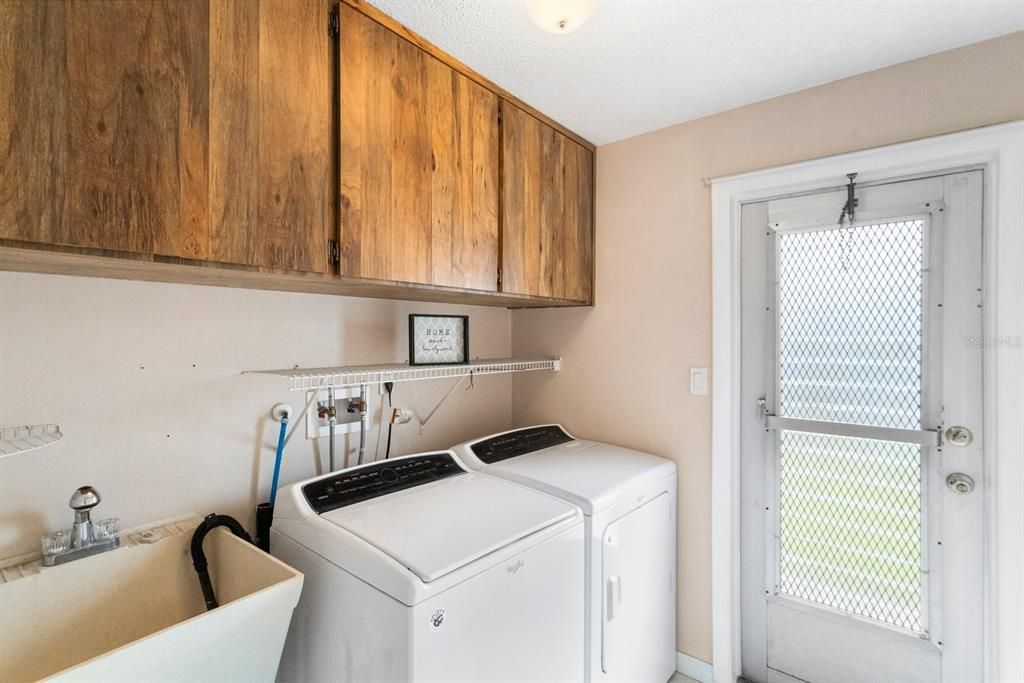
[0,515,303,682]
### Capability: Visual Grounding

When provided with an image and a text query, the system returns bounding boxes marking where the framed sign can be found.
[408,315,469,366]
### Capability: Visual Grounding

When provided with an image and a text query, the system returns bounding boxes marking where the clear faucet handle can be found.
[69,486,100,511]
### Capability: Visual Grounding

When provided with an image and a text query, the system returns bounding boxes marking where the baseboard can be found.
[676,651,713,683]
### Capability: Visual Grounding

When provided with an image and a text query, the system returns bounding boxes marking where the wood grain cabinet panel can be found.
[339,5,500,291]
[1,0,209,258]
[501,102,593,303]
[0,1,67,247]
[1,0,331,272]
[209,0,332,273]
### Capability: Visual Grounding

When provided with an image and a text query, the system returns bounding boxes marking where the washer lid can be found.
[454,427,676,515]
[492,444,674,514]
[321,470,577,583]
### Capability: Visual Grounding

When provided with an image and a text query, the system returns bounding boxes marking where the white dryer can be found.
[271,450,585,683]
[453,425,677,683]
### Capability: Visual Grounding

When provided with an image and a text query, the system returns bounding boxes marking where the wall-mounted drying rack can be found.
[242,359,560,473]
[243,358,561,391]
[1,424,63,457]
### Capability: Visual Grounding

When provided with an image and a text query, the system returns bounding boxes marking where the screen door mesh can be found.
[775,219,926,632]
[777,220,924,429]
[778,431,923,631]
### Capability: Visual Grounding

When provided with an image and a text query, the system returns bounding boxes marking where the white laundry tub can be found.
[0,515,303,682]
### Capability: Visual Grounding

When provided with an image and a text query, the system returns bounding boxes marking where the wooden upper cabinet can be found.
[0,0,331,273]
[1,0,593,305]
[1,0,210,258]
[501,102,594,303]
[338,5,500,291]
[209,0,331,273]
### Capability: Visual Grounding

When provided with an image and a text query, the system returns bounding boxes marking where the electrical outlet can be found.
[306,388,372,439]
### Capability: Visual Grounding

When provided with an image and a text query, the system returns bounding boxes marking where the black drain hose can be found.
[191,513,253,611]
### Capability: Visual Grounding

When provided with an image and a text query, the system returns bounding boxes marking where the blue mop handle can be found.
[269,416,289,507]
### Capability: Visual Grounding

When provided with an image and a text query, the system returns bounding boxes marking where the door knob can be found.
[946,473,975,495]
[944,426,973,446]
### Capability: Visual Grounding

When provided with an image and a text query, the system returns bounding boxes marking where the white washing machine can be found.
[270,450,585,683]
[453,425,677,683]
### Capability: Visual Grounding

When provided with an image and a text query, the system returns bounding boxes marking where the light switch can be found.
[690,367,708,395]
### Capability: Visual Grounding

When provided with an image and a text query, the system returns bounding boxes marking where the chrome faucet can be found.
[41,486,120,566]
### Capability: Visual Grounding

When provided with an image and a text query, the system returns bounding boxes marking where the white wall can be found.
[0,272,512,559]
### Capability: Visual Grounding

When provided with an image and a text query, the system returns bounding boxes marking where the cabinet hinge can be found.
[497,266,503,289]
[497,108,503,124]
[329,239,341,267]
[328,6,339,39]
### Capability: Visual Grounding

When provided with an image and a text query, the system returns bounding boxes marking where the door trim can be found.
[711,121,1024,683]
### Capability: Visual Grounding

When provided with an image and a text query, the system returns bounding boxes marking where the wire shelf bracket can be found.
[1,424,63,458]
[243,358,561,391]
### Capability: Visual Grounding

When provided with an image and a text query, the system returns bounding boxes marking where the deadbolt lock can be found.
[946,473,975,495]
[944,425,973,447]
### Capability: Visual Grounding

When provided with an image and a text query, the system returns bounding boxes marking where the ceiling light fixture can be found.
[526,0,594,34]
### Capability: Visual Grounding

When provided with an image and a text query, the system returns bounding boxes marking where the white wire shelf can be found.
[1,424,63,457]
[244,358,561,391]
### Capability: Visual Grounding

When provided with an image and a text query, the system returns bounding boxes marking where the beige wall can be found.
[510,32,1024,662]
[0,272,512,559]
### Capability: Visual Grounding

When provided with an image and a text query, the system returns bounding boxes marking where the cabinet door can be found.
[0,0,331,273]
[501,103,593,302]
[1,0,209,258]
[209,0,331,273]
[339,5,500,291]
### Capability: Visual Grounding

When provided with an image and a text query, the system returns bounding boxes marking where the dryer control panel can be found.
[470,426,573,464]
[303,453,463,514]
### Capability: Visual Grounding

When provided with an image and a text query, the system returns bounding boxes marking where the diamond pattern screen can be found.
[777,220,924,429]
[775,220,926,632]
[778,431,923,631]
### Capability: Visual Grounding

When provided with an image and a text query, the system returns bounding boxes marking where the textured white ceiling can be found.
[369,0,1024,145]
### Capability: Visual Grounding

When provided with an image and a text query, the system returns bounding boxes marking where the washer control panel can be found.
[303,453,463,514]
[470,426,573,464]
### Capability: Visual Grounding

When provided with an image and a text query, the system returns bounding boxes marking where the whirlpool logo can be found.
[507,559,525,575]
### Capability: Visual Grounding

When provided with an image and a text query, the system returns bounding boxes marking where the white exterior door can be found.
[739,171,984,683]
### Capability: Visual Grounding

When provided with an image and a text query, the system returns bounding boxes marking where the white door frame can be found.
[711,121,1024,683]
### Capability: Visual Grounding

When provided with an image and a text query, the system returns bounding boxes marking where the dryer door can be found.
[601,492,675,681]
